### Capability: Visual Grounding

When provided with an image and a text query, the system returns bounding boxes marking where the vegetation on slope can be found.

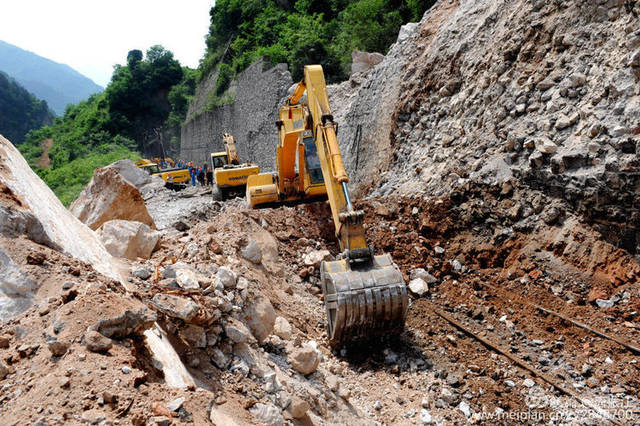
[200,0,433,91]
[0,71,53,144]
[19,46,196,205]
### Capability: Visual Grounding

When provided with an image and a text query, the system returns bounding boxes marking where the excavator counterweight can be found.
[247,65,408,347]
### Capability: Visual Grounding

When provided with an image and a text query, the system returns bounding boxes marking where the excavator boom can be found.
[247,65,407,347]
[302,65,408,346]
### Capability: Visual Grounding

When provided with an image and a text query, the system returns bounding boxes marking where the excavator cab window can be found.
[303,136,324,184]
[212,155,228,169]
[143,165,159,175]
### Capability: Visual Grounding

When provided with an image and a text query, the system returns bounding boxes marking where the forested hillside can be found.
[199,0,433,93]
[0,41,103,115]
[19,46,196,206]
[0,71,53,144]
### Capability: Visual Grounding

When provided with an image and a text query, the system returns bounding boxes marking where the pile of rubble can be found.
[0,148,368,424]
[3,1,640,424]
[331,0,640,254]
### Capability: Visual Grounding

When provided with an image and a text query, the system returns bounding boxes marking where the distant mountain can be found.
[0,41,103,115]
[0,71,53,144]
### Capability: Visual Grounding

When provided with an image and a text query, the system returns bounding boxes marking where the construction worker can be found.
[197,167,204,186]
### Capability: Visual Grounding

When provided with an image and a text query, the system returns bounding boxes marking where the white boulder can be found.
[97,220,161,260]
[302,250,332,269]
[70,166,156,230]
[0,136,124,318]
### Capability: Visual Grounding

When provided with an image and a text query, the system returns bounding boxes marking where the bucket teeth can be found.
[321,253,408,347]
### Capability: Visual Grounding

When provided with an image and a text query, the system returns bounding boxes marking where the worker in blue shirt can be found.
[189,164,196,186]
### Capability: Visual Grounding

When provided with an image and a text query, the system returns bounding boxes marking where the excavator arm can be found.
[247,65,408,346]
[302,66,366,254]
[301,65,408,347]
[223,133,240,165]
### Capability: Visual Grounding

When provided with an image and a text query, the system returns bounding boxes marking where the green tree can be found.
[0,71,53,144]
[18,46,194,204]
[199,0,435,85]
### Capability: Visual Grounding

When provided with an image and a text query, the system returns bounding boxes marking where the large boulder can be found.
[70,166,156,230]
[97,220,161,260]
[0,136,124,318]
[105,159,165,198]
[105,160,152,189]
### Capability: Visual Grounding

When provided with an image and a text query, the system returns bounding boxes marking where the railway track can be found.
[476,281,640,355]
[412,272,640,425]
[426,301,625,425]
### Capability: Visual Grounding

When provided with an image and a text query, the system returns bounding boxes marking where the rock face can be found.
[70,166,156,231]
[97,220,161,260]
[331,0,640,254]
[180,59,293,171]
[328,13,422,198]
[0,136,124,319]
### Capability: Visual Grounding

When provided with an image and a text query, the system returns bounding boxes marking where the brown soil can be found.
[2,182,639,424]
[36,138,53,169]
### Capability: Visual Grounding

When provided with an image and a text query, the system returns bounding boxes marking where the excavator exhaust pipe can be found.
[321,254,408,348]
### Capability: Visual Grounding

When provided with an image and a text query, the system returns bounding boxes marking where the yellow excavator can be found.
[211,133,260,199]
[247,65,408,346]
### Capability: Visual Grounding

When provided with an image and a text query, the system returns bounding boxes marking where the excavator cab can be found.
[211,153,229,170]
[247,65,408,347]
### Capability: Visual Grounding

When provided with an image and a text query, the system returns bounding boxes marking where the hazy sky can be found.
[0,0,214,87]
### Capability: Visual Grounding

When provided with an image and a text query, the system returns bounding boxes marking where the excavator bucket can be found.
[320,253,408,347]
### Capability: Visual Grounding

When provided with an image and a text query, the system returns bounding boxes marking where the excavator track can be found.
[321,254,408,347]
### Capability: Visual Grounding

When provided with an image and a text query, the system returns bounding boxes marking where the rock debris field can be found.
[2,0,640,424]
[1,146,639,425]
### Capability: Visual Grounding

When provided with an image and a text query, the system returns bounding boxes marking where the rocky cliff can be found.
[180,60,293,170]
[331,0,640,255]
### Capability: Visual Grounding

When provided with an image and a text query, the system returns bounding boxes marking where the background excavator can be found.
[211,133,260,199]
[246,65,408,347]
